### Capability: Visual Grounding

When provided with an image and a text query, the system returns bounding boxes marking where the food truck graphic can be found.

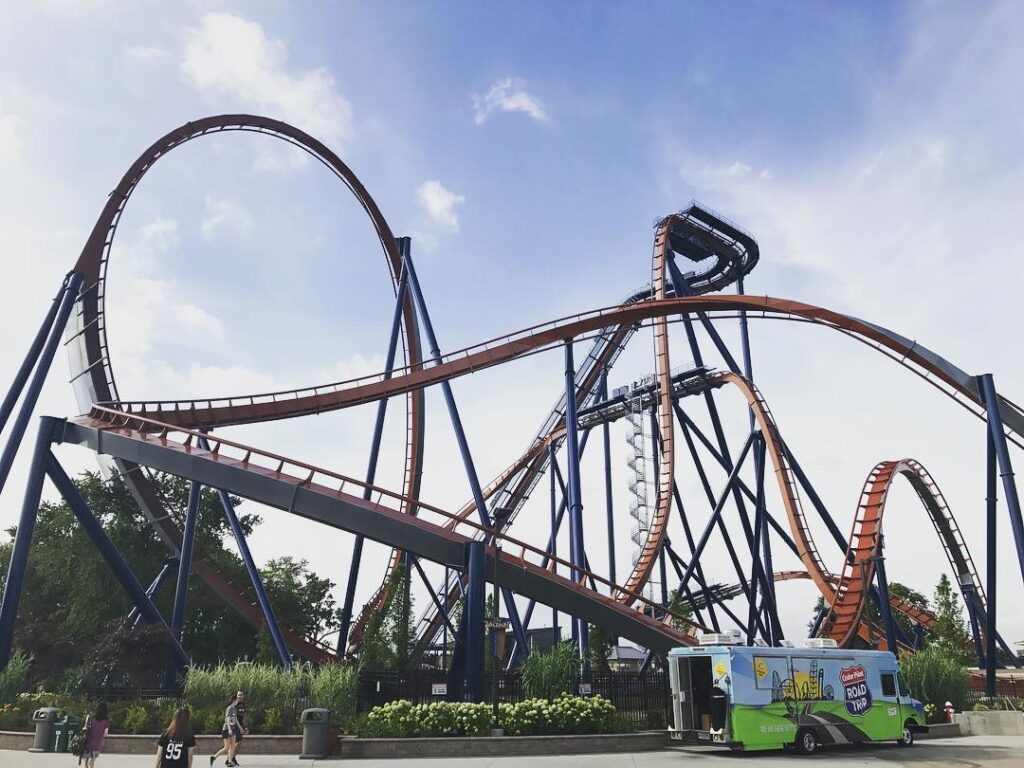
[668,637,926,754]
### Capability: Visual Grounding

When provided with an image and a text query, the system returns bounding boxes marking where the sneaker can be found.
[209,758,215,767]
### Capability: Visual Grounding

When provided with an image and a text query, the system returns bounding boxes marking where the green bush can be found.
[359,700,492,738]
[359,695,619,738]
[307,663,358,730]
[0,652,33,705]
[124,704,149,734]
[521,642,580,700]
[901,645,970,720]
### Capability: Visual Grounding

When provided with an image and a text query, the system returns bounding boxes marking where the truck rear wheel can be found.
[897,721,914,747]
[795,727,819,755]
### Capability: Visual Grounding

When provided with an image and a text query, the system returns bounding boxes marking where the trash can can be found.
[29,707,64,753]
[709,686,728,732]
[300,708,331,759]
[53,715,80,753]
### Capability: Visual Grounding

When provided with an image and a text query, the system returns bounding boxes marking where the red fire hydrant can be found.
[945,701,955,722]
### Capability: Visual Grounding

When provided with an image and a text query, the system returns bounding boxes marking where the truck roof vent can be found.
[804,638,839,649]
[699,632,742,646]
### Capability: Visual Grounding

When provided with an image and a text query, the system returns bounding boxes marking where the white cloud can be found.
[125,45,168,63]
[416,180,465,232]
[0,106,24,170]
[472,77,548,125]
[181,12,354,148]
[201,195,253,239]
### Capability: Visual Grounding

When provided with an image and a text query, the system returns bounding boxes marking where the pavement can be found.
[2,735,1023,766]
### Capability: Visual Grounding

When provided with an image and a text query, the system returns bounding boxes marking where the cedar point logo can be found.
[839,665,867,686]
[841,665,871,717]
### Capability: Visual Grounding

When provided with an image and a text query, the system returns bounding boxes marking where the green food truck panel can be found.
[668,644,925,752]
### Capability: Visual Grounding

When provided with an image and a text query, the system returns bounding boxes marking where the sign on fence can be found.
[431,683,448,696]
[578,683,592,695]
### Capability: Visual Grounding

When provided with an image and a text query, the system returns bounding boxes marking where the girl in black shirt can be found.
[155,708,196,768]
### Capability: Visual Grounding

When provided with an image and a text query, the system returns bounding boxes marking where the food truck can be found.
[668,636,926,754]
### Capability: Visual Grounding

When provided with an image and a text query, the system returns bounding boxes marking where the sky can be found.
[2,1,1024,651]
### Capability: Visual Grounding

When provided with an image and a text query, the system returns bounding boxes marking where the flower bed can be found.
[358,695,621,738]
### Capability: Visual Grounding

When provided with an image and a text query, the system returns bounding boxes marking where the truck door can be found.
[879,670,902,739]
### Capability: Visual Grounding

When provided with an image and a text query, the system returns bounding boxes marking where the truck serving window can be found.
[881,672,897,697]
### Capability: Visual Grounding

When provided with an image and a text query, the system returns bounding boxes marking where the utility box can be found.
[29,708,64,753]
[300,708,331,759]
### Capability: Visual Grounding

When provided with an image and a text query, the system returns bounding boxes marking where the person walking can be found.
[209,693,237,767]
[230,690,250,766]
[83,702,110,768]
[155,707,195,768]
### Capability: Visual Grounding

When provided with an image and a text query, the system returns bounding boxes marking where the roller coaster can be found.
[1,115,1023,702]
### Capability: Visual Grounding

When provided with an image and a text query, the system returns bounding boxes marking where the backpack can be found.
[69,716,88,760]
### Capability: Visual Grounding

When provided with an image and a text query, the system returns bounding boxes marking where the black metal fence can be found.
[355,669,671,730]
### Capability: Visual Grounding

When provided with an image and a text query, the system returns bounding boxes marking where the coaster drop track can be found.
[1,116,1023,692]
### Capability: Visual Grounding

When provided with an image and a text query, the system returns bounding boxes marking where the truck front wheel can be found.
[897,721,914,747]
[795,727,819,755]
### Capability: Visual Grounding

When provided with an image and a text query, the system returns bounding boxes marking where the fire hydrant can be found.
[945,701,955,722]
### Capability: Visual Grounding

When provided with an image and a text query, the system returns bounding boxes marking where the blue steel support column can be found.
[871,538,898,655]
[961,580,985,667]
[465,541,486,702]
[0,272,83,497]
[0,278,68,435]
[197,438,290,668]
[401,239,529,655]
[670,486,718,630]
[550,443,559,646]
[43,450,190,667]
[130,559,177,627]
[985,424,997,695]
[169,481,201,641]
[337,262,410,653]
[978,374,1024,585]
[562,339,589,667]
[600,369,617,605]
[0,417,58,669]
[746,435,765,645]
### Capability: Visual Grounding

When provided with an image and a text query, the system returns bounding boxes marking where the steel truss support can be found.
[978,375,1024,583]
[402,238,529,657]
[600,369,617,642]
[0,272,84,498]
[870,537,899,654]
[170,480,201,641]
[196,436,290,668]
[338,259,411,652]
[0,418,62,668]
[130,558,177,627]
[669,486,718,630]
[550,442,559,647]
[562,339,589,670]
[448,541,485,702]
[41,440,190,666]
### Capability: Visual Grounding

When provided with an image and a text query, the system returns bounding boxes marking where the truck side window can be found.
[897,672,910,697]
[881,672,897,697]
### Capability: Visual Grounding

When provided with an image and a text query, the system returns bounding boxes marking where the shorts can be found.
[88,751,101,759]
[221,726,243,742]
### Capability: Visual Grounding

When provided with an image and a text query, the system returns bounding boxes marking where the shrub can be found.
[359,695,619,738]
[901,645,970,720]
[0,651,33,705]
[124,704,149,734]
[521,642,579,700]
[308,663,358,731]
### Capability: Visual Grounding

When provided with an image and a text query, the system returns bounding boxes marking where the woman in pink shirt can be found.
[84,702,111,768]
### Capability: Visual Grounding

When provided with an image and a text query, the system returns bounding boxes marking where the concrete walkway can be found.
[2,735,1023,766]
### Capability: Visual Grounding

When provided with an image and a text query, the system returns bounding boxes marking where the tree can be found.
[932,573,970,657]
[588,624,612,675]
[384,562,416,671]
[0,470,338,685]
[806,581,930,648]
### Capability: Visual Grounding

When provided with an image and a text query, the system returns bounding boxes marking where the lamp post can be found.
[491,507,512,734]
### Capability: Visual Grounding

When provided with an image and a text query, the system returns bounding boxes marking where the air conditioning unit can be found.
[699,632,742,646]
[778,640,795,648]
[804,638,838,649]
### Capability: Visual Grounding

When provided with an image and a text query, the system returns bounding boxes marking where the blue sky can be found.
[3,2,1024,646]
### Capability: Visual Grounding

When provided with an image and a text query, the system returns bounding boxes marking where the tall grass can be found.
[0,651,32,705]
[901,644,970,714]
[183,661,358,728]
[521,641,580,700]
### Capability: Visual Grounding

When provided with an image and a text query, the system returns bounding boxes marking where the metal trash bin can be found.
[29,707,64,753]
[53,716,80,753]
[300,708,331,759]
